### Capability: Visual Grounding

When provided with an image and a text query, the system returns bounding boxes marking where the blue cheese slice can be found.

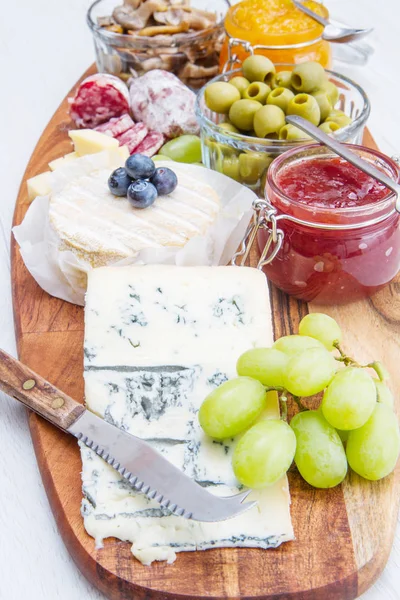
[81,265,294,565]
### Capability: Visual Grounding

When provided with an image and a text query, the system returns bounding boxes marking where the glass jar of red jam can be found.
[258,144,400,304]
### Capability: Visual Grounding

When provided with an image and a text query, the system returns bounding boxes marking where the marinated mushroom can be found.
[113,0,168,30]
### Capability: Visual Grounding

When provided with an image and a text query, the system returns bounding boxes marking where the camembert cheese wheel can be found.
[48,162,221,267]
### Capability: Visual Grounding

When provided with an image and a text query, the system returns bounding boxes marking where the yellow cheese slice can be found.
[27,171,52,201]
[69,129,119,156]
[48,152,78,171]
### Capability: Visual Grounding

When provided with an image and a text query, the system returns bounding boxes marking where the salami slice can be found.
[69,74,130,128]
[94,114,134,137]
[116,123,148,154]
[133,132,165,157]
[129,70,199,138]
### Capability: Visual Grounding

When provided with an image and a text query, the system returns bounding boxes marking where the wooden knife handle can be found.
[0,349,85,430]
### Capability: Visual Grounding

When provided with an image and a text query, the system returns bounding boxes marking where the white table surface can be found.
[1,1,400,598]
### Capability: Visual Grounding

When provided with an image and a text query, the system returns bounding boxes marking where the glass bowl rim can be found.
[266,142,400,218]
[87,0,225,45]
[195,66,371,147]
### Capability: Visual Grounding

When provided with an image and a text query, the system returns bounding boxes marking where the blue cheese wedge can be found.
[49,162,221,268]
[81,265,294,565]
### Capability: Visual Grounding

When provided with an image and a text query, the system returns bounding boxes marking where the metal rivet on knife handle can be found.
[22,379,36,390]
[51,397,65,409]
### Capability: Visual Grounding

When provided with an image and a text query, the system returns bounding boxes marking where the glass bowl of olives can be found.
[195,58,370,195]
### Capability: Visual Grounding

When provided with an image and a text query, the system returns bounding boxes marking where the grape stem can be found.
[333,342,362,367]
[333,344,389,381]
[279,393,288,421]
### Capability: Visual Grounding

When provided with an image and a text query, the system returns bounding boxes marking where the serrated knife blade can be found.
[0,349,256,522]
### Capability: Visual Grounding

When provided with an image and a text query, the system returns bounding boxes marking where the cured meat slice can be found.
[94,114,135,137]
[133,132,165,157]
[129,69,199,138]
[116,123,148,154]
[69,74,130,128]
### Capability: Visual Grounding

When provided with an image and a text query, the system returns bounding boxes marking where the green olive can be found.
[267,87,295,113]
[325,110,352,127]
[279,124,311,141]
[229,76,251,97]
[222,155,241,181]
[291,61,327,93]
[253,104,286,138]
[239,152,272,184]
[229,99,263,131]
[204,82,241,114]
[286,93,321,126]
[242,54,276,84]
[219,121,240,133]
[319,81,340,107]
[311,91,332,122]
[270,71,293,90]
[319,121,341,133]
[242,82,271,104]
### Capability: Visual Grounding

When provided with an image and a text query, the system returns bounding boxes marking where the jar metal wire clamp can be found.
[231,198,284,269]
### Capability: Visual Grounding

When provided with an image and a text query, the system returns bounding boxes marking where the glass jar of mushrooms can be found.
[87,0,226,90]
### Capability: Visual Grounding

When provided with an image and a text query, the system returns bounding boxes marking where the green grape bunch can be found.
[198,312,400,490]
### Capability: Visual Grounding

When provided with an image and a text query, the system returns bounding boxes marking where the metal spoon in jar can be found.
[292,0,373,43]
[285,115,400,214]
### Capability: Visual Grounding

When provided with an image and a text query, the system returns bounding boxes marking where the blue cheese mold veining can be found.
[81,265,294,565]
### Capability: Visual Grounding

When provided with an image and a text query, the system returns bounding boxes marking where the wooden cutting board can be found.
[11,65,400,600]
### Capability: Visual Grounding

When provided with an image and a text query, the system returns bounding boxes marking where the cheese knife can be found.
[0,349,256,522]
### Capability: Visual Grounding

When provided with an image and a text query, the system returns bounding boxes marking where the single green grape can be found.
[346,403,400,480]
[319,121,340,134]
[291,410,348,488]
[242,82,271,104]
[291,61,327,93]
[239,152,272,184]
[286,93,321,126]
[232,420,296,488]
[375,380,394,408]
[229,99,263,131]
[311,91,332,121]
[273,334,325,356]
[229,76,251,97]
[319,80,340,106]
[160,135,202,164]
[283,347,337,396]
[205,82,241,114]
[321,367,376,430]
[253,104,286,138]
[270,70,293,90]
[236,347,289,387]
[198,377,266,440]
[279,124,311,141]
[298,313,342,350]
[222,155,241,181]
[152,154,173,162]
[242,54,276,84]
[266,87,295,113]
[219,121,240,134]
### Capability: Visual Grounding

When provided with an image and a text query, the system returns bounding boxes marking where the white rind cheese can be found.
[49,164,221,268]
[81,265,294,565]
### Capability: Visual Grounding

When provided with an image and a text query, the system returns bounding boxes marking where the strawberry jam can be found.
[259,144,400,304]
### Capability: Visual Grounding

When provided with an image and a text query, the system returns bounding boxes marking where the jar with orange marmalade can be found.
[220,0,332,71]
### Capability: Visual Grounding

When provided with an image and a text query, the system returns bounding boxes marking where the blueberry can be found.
[125,154,156,180]
[151,167,178,196]
[127,179,158,209]
[108,167,132,197]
